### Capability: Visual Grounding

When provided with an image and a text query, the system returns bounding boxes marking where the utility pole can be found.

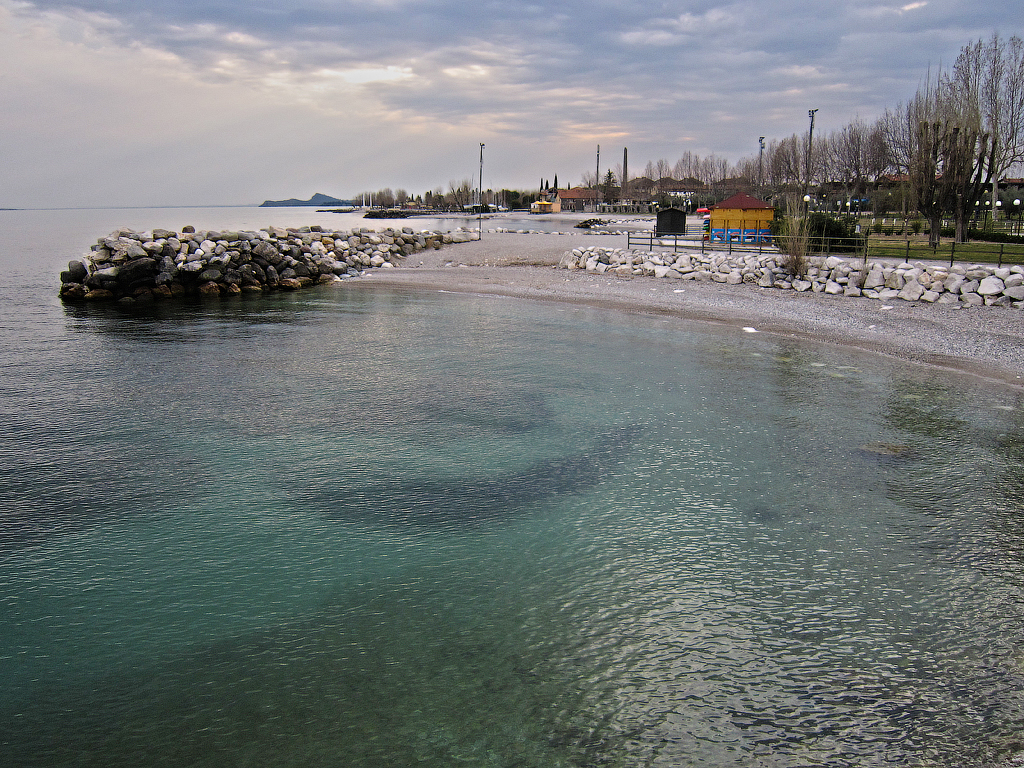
[758,136,765,190]
[478,143,485,238]
[622,147,628,207]
[807,109,818,194]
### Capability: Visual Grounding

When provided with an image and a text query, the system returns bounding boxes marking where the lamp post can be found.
[807,109,818,194]
[1015,199,1022,236]
[803,194,811,217]
[758,136,765,189]
[478,143,485,238]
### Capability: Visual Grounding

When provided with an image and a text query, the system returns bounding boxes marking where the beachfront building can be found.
[556,187,598,212]
[709,193,773,244]
[530,197,560,214]
[531,184,561,214]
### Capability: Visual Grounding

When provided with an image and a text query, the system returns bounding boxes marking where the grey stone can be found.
[987,295,1016,307]
[885,271,905,290]
[863,268,886,290]
[944,274,966,294]
[1003,285,1024,301]
[66,260,88,282]
[898,281,925,301]
[978,276,1006,296]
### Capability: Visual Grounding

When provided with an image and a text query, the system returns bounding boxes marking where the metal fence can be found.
[626,233,779,255]
[624,232,1024,267]
[774,235,1023,267]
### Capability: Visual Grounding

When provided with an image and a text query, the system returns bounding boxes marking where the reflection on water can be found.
[1,284,1023,767]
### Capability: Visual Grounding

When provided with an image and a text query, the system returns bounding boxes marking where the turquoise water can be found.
[1,209,1023,767]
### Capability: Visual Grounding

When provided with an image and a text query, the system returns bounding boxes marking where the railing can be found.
[773,235,1024,267]
[865,239,1024,267]
[624,231,1024,266]
[626,231,778,255]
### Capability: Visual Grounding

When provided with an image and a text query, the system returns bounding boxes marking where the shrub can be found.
[911,219,923,235]
[779,201,810,277]
[806,214,864,253]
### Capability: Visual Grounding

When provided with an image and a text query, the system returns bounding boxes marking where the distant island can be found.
[259,193,351,208]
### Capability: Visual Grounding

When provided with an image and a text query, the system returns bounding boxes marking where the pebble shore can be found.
[561,246,1024,308]
[57,224,1024,388]
[358,232,1024,389]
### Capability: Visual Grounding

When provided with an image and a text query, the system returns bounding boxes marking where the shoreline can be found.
[351,232,1024,391]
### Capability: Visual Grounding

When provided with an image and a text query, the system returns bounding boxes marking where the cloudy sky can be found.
[0,0,1016,208]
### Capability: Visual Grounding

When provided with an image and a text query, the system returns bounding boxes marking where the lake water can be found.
[2,207,1023,767]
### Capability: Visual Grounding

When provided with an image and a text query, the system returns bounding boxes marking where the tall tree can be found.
[883,78,990,245]
[948,34,1024,215]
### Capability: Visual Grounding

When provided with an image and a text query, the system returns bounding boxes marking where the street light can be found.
[803,194,811,217]
[478,143,485,238]
[758,136,765,189]
[1015,198,1022,236]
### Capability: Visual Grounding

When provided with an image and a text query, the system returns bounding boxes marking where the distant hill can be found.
[259,193,348,208]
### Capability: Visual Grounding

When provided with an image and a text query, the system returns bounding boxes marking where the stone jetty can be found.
[559,246,1024,308]
[59,225,480,303]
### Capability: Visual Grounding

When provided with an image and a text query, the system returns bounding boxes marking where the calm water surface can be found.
[1,208,1023,767]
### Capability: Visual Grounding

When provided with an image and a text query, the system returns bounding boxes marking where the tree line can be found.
[618,34,1023,244]
[352,34,1022,235]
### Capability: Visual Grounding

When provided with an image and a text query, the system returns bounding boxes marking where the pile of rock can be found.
[558,247,1024,308]
[59,225,478,303]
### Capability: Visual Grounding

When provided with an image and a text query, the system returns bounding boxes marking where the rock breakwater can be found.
[59,225,479,303]
[559,246,1024,308]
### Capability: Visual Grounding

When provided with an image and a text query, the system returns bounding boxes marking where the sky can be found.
[0,0,1018,208]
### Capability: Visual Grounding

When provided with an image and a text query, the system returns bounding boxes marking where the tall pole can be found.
[622,147,628,207]
[807,109,818,194]
[478,143,485,238]
[596,144,601,211]
[758,136,765,190]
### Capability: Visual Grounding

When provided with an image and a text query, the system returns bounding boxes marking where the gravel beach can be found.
[354,231,1024,390]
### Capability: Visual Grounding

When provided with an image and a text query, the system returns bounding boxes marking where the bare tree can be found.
[884,76,991,245]
[827,118,879,199]
[673,152,698,181]
[768,135,804,188]
[446,179,473,209]
[948,34,1024,214]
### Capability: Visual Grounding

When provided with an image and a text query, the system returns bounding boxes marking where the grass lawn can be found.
[865,236,1024,265]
